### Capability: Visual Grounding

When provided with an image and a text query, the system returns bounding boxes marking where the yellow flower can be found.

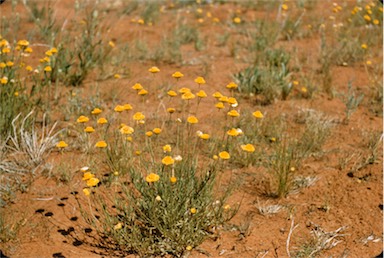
[120,125,134,135]
[84,126,95,133]
[83,188,91,196]
[146,173,160,183]
[133,112,145,121]
[148,66,160,73]
[95,141,107,148]
[187,116,198,124]
[215,102,225,109]
[17,39,29,47]
[91,108,102,115]
[364,15,371,22]
[0,77,8,84]
[270,137,276,143]
[186,246,193,251]
[25,47,33,53]
[190,208,197,214]
[228,97,238,106]
[127,136,133,142]
[137,89,147,96]
[172,71,184,79]
[227,128,240,137]
[114,223,122,230]
[56,141,68,148]
[366,60,372,65]
[212,91,223,99]
[45,50,53,56]
[196,90,207,98]
[199,133,210,140]
[219,96,228,103]
[2,48,10,54]
[108,41,116,48]
[361,44,367,49]
[155,195,162,202]
[114,74,121,79]
[14,91,19,97]
[167,90,177,97]
[226,82,238,89]
[282,4,288,11]
[114,105,125,112]
[77,115,89,123]
[253,110,264,119]
[86,177,100,187]
[182,91,196,100]
[123,104,132,110]
[6,61,14,67]
[219,151,230,160]
[293,80,299,86]
[82,172,95,181]
[227,110,240,117]
[153,128,162,134]
[132,83,143,90]
[97,117,108,124]
[233,17,241,24]
[213,155,218,160]
[301,87,308,93]
[170,176,177,183]
[145,131,153,137]
[44,66,52,72]
[167,107,176,113]
[163,144,172,153]
[50,47,58,53]
[162,156,175,166]
[138,19,145,25]
[135,150,141,156]
[179,87,191,94]
[194,76,206,85]
[373,19,379,25]
[241,144,255,153]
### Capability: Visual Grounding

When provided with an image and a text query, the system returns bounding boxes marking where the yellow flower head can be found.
[132,83,143,90]
[138,89,148,96]
[83,188,91,196]
[114,74,121,79]
[172,71,184,79]
[212,91,223,99]
[196,90,207,98]
[56,141,68,148]
[44,66,52,72]
[0,77,8,84]
[120,125,134,135]
[82,172,95,181]
[146,173,160,183]
[253,110,264,119]
[45,50,53,57]
[226,82,238,89]
[187,116,198,124]
[153,128,162,134]
[123,104,133,110]
[26,65,33,72]
[167,107,176,114]
[190,208,197,214]
[361,44,367,49]
[91,108,102,115]
[114,105,125,112]
[241,144,255,153]
[219,151,230,160]
[227,128,240,137]
[170,176,177,183]
[145,131,153,137]
[194,76,206,85]
[108,41,116,48]
[228,97,238,106]
[95,141,107,148]
[227,110,240,117]
[182,91,195,100]
[167,90,177,97]
[114,223,122,230]
[282,4,288,11]
[233,17,241,24]
[219,96,229,103]
[133,112,145,121]
[77,115,90,123]
[301,87,308,93]
[97,117,108,124]
[86,177,100,187]
[163,144,172,153]
[84,126,95,133]
[6,61,14,67]
[179,87,191,94]
[148,66,160,73]
[17,39,29,47]
[162,156,175,166]
[215,102,225,109]
[199,133,210,140]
